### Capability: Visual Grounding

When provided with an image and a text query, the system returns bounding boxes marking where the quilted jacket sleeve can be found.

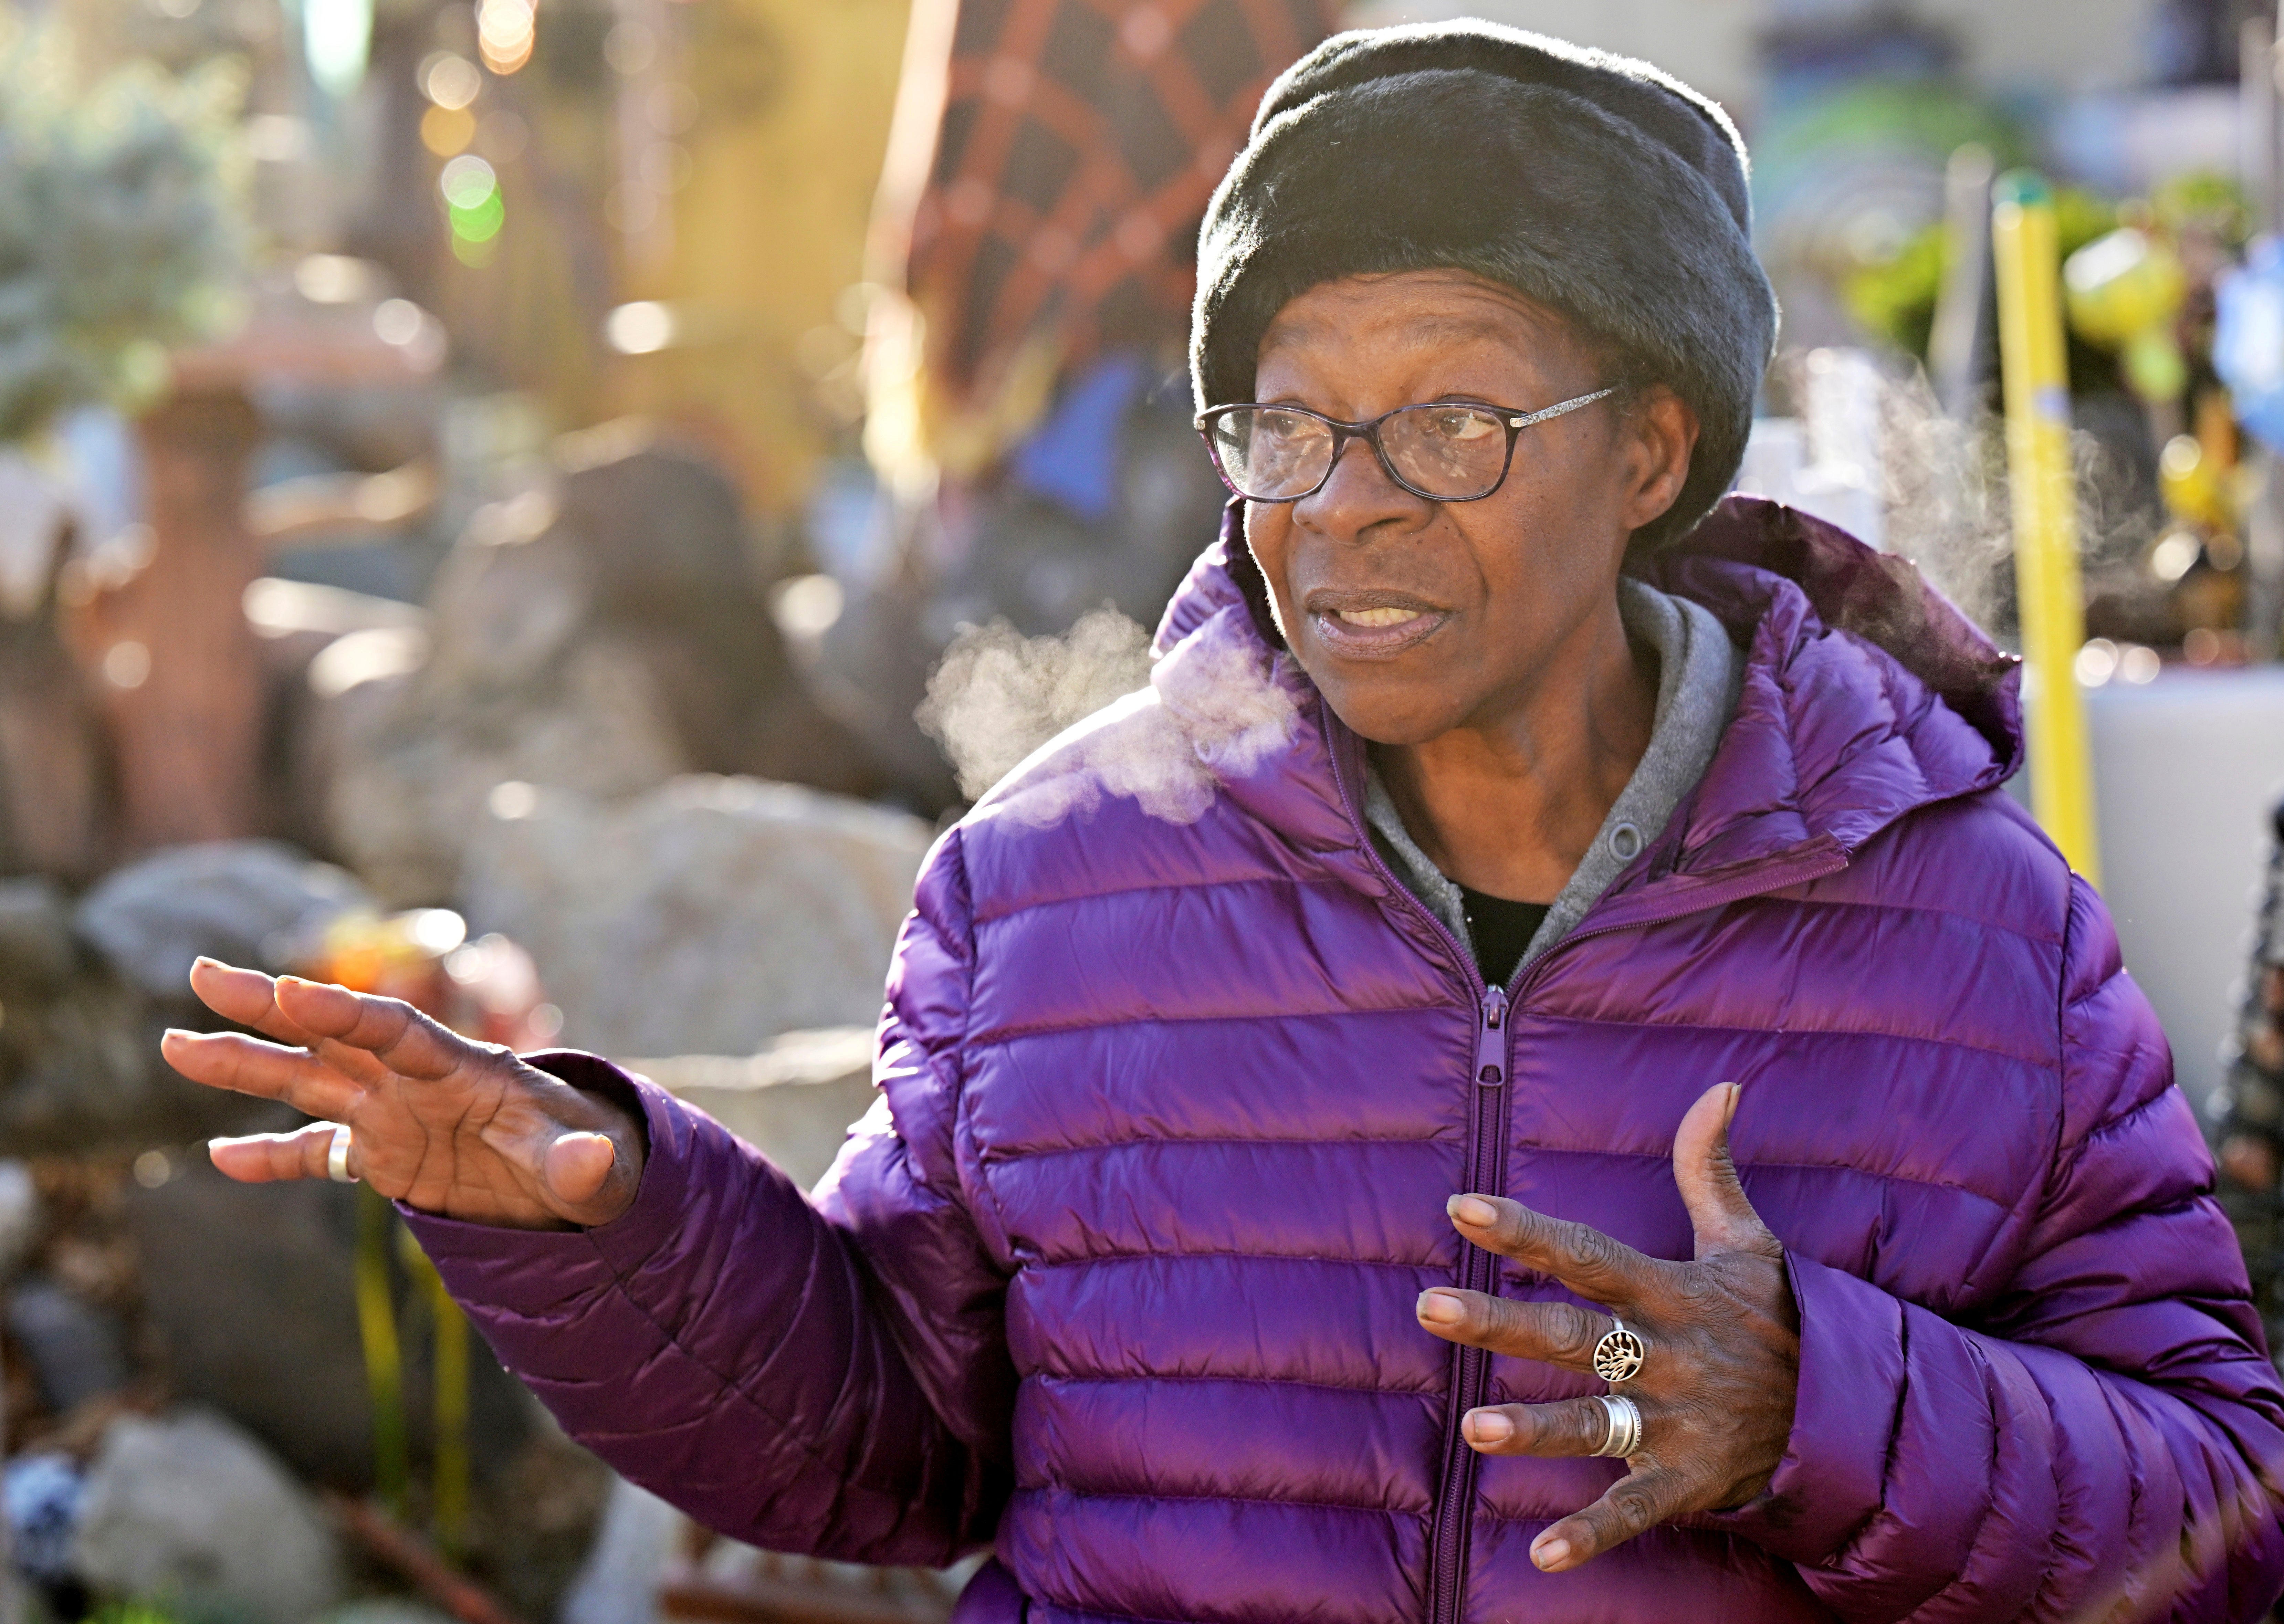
[401,828,1013,1564]
[1721,876,2284,1621]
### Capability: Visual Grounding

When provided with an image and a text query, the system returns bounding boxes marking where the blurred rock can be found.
[0,878,73,984]
[125,1159,530,1487]
[0,880,166,1155]
[323,603,688,908]
[558,1475,678,1624]
[71,1408,346,1624]
[321,429,882,907]
[462,776,930,1058]
[0,1159,40,1281]
[630,1027,875,1188]
[2,1452,84,1588]
[76,838,373,998]
[4,1277,128,1412]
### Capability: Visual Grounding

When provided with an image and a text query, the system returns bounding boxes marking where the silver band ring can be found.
[1592,1393,1643,1459]
[326,1124,358,1185]
[1592,1318,1646,1384]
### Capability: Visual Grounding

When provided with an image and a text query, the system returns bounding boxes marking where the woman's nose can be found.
[1296,432,1426,539]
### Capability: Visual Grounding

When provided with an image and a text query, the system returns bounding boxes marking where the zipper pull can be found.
[1475,985,1508,1086]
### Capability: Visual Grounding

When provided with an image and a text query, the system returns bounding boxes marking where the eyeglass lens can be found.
[1208,405,1510,501]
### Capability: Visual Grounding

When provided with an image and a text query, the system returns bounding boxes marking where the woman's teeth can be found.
[1335,606,1423,628]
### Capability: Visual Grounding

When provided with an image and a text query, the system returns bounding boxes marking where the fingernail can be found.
[1532,1537,1570,1570]
[1465,1408,1512,1444]
[1416,1289,1465,1325]
[1448,1194,1497,1227]
[1723,1080,1741,1125]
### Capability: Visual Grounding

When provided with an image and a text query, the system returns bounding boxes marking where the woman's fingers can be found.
[1461,1396,1627,1457]
[1446,1192,1661,1308]
[208,1122,349,1184]
[271,976,475,1082]
[1672,1082,1781,1260]
[1529,1467,1692,1573]
[1416,1288,1606,1369]
[188,957,300,1035]
[160,1029,362,1121]
[189,958,350,1060]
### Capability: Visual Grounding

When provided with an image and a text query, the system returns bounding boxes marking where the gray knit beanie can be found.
[1191,22,1779,553]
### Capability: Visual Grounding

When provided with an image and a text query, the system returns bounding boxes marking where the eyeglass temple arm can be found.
[1505,387,1618,429]
[1195,387,1617,434]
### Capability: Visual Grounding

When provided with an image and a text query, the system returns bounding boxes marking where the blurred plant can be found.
[0,26,244,443]
[2148,169,2251,249]
[89,1604,191,1624]
[1846,187,2120,390]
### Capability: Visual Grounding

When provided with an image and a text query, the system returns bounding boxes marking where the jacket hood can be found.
[1150,494,2022,895]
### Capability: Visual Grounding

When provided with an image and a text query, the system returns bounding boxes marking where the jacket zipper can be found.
[1426,982,1510,1624]
[1319,715,1848,1624]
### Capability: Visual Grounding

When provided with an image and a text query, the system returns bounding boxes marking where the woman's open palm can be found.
[163,958,644,1230]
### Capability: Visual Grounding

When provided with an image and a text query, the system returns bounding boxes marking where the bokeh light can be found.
[421,104,475,157]
[420,51,482,112]
[477,0,536,75]
[440,154,504,265]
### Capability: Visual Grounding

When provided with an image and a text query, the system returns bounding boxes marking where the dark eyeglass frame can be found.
[1193,387,1618,504]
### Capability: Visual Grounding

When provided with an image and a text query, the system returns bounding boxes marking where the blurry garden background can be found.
[6,0,2284,1620]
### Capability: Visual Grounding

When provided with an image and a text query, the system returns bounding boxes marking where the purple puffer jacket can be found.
[410,498,2284,1623]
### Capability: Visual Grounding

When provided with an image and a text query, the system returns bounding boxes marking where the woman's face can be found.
[1242,270,1696,746]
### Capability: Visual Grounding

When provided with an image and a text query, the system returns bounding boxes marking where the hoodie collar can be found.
[1151,496,2022,907]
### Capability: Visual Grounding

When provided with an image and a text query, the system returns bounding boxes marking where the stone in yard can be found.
[558,1475,679,1624]
[126,1159,533,1488]
[628,1027,875,1189]
[4,1277,128,1413]
[75,839,373,998]
[2,1453,84,1588]
[71,1408,346,1624]
[0,880,158,1156]
[460,776,931,1059]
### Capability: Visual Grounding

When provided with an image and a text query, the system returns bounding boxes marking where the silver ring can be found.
[1592,1393,1643,1459]
[1592,1317,1645,1384]
[326,1123,358,1185]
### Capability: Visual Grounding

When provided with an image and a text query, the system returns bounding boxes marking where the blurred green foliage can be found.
[1844,169,2250,400]
[0,28,244,442]
[1846,186,2120,364]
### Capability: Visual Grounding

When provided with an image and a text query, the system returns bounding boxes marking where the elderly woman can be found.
[166,23,2284,1623]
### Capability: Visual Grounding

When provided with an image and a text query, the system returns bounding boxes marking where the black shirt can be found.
[1458,886,1552,988]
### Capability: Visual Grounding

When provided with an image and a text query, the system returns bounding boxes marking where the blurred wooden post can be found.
[77,383,268,850]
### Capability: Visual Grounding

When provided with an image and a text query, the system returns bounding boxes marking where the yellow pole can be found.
[1992,169,2101,884]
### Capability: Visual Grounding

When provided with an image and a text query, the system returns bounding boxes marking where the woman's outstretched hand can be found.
[1415,1081,1797,1573]
[162,958,645,1231]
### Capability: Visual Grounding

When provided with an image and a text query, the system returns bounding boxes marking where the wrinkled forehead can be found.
[1254,271,1584,391]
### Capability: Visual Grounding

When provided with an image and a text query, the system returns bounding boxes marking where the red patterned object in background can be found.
[881,0,1339,465]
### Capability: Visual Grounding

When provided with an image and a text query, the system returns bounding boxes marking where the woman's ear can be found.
[1616,386,1699,535]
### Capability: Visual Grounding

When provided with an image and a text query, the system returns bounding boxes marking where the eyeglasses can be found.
[1194,388,1617,504]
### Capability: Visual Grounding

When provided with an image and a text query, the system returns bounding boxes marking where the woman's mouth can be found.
[1305,595,1449,658]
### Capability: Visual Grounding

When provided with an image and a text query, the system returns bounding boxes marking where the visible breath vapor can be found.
[918,607,1157,801]
[916,603,1300,823]
[1803,358,2158,647]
